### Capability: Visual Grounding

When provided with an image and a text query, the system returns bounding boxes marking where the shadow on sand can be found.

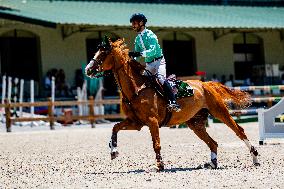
[87,165,225,175]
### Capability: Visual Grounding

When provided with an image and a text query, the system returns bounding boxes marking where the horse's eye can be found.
[101,51,107,56]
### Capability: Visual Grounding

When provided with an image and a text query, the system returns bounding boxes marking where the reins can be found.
[94,45,171,127]
[111,54,146,126]
[111,55,172,127]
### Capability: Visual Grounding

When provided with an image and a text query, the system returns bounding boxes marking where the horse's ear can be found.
[104,36,111,49]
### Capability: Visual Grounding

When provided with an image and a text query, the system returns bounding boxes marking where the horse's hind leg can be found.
[109,118,143,160]
[210,107,260,166]
[148,119,164,171]
[186,109,218,169]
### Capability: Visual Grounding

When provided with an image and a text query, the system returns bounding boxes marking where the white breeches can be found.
[143,57,166,85]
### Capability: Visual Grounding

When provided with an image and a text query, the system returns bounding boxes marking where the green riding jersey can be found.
[134,28,163,63]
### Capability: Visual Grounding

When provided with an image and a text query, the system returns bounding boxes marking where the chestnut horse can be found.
[85,38,260,171]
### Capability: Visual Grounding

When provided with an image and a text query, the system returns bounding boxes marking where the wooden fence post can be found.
[4,99,11,132]
[48,97,55,130]
[89,96,96,128]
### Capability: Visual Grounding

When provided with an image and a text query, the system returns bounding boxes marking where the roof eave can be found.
[0,12,57,28]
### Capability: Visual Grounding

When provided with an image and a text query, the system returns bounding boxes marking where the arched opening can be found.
[233,33,264,84]
[0,29,41,81]
[162,32,196,77]
[86,31,120,97]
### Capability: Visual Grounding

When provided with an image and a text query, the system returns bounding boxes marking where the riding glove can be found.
[129,51,142,58]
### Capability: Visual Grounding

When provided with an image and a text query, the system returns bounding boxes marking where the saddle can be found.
[147,73,194,99]
[145,73,194,127]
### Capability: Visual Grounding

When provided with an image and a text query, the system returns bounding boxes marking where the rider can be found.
[129,13,181,112]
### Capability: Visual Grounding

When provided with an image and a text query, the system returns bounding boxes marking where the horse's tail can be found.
[203,81,251,109]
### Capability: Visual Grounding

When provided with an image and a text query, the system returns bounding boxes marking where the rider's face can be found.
[131,20,144,32]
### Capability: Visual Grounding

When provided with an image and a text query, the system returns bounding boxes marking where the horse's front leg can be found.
[148,119,164,171]
[109,118,143,160]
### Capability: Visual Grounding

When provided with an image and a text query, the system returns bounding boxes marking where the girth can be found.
[121,91,172,128]
[160,109,172,128]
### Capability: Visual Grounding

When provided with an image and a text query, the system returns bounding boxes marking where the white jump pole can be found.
[7,76,12,103]
[19,79,24,117]
[76,80,87,124]
[95,79,104,115]
[94,79,106,123]
[82,80,88,115]
[30,79,35,127]
[0,75,6,121]
[1,75,6,104]
[51,76,55,112]
[77,87,83,117]
[13,78,19,116]
[98,79,104,115]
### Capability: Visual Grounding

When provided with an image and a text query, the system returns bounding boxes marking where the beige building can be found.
[1,1,284,96]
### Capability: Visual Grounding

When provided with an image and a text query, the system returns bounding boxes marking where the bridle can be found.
[90,41,163,126]
[88,38,172,127]
[89,46,113,78]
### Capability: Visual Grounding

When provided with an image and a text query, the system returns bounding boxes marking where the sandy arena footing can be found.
[0,121,283,188]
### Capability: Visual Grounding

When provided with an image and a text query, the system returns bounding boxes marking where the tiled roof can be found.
[1,0,284,29]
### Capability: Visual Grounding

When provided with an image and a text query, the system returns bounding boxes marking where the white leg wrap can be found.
[109,139,118,153]
[203,152,218,169]
[252,154,259,164]
[244,139,252,149]
[244,139,259,165]
[211,152,217,160]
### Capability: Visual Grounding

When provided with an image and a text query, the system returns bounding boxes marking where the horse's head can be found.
[85,36,114,78]
[85,37,144,79]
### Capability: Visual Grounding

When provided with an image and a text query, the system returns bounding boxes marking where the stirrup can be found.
[167,103,181,112]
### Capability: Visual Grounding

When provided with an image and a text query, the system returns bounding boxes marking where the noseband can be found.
[90,47,112,78]
[92,45,127,78]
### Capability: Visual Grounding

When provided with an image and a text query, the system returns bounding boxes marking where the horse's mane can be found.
[112,39,146,73]
[111,39,149,92]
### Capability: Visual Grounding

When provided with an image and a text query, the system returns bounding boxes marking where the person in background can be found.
[221,75,226,85]
[211,74,219,82]
[244,77,252,86]
[225,74,235,87]
[44,70,52,90]
[128,13,181,112]
[56,69,69,96]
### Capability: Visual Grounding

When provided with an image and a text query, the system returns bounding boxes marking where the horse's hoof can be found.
[204,163,216,169]
[157,161,165,172]
[111,151,119,160]
[147,165,159,173]
[204,158,217,169]
[254,162,260,166]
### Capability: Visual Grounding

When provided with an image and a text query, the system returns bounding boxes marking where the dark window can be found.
[234,43,264,81]
[0,37,40,81]
[163,40,196,77]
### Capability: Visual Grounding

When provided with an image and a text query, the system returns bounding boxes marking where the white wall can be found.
[1,19,283,86]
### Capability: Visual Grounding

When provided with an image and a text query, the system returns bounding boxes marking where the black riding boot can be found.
[162,80,181,112]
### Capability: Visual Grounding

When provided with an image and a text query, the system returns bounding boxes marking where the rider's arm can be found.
[141,34,158,58]
[134,37,142,52]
